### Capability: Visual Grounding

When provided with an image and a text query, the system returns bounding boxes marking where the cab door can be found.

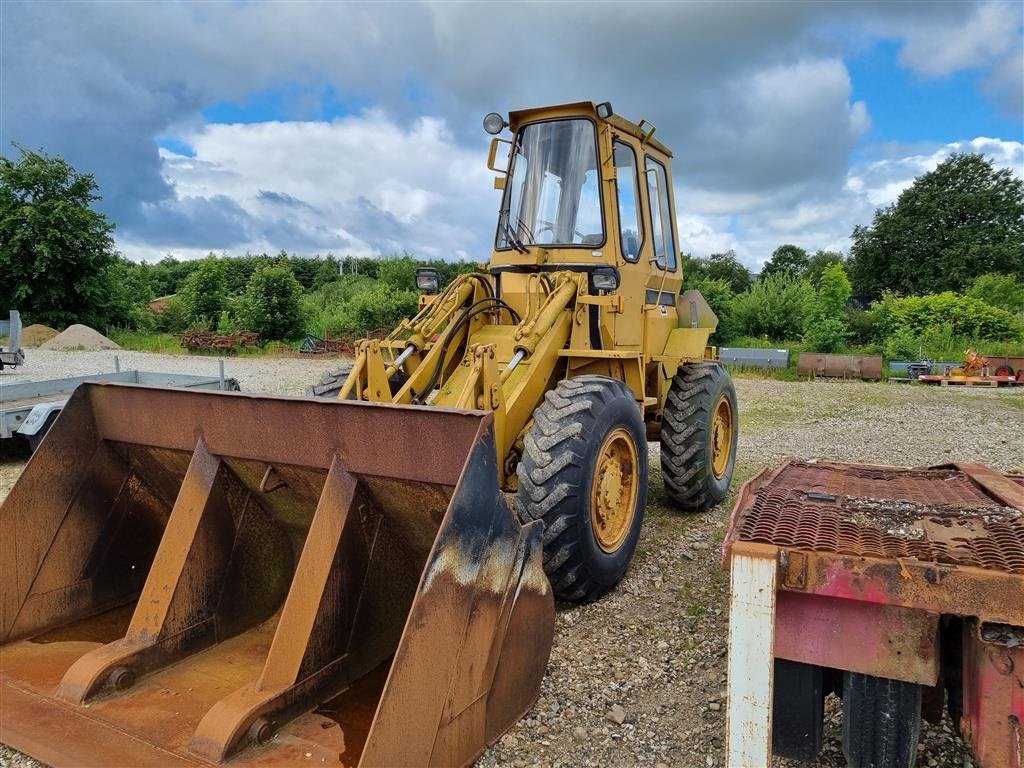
[608,135,647,348]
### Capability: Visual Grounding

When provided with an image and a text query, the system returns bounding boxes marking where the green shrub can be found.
[873,291,1024,342]
[346,283,419,333]
[376,255,419,290]
[966,273,1024,314]
[731,273,814,340]
[153,295,189,333]
[845,308,880,346]
[689,276,737,342]
[804,317,849,353]
[236,264,304,340]
[803,262,852,352]
[180,255,227,327]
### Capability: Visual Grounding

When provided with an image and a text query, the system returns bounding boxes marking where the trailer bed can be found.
[1,369,239,441]
[722,459,1024,768]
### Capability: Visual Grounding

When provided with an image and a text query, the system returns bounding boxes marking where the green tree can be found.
[689,276,737,342]
[848,154,1024,297]
[682,250,752,293]
[0,146,117,327]
[706,251,753,293]
[805,250,844,287]
[872,291,1023,343]
[804,262,852,352]
[760,244,809,281]
[967,272,1024,314]
[731,273,814,340]
[377,254,419,290]
[237,263,305,340]
[180,255,228,327]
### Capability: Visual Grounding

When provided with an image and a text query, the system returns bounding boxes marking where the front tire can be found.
[516,376,648,603]
[660,362,738,512]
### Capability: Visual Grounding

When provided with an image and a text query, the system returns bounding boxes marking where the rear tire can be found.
[772,659,824,761]
[308,364,409,399]
[516,376,648,603]
[660,363,738,512]
[842,672,921,768]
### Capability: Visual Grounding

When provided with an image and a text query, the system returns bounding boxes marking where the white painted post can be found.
[725,548,778,768]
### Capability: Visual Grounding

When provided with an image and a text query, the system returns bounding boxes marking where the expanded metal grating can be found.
[734,462,1024,574]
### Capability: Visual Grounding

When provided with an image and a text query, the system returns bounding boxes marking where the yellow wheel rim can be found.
[711,395,734,480]
[590,428,639,553]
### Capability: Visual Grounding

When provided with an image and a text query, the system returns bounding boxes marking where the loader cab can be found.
[488,101,684,350]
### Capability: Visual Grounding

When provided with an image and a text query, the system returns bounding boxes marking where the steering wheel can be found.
[536,219,585,241]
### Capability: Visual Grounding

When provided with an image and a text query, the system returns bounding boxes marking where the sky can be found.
[2,1,1022,271]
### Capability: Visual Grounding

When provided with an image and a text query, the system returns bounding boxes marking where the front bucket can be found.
[0,383,553,767]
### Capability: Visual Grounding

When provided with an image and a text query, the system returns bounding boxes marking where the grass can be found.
[108,331,187,354]
[108,331,308,357]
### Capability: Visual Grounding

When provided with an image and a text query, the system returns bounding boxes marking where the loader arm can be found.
[342,271,586,486]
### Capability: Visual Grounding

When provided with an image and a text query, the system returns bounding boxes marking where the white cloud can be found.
[897,1,1020,77]
[677,136,1023,269]
[120,107,1022,279]
[119,113,496,260]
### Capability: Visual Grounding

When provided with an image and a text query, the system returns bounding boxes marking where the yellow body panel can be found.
[341,102,720,488]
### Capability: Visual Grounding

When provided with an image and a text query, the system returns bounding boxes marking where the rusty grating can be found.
[732,461,1024,573]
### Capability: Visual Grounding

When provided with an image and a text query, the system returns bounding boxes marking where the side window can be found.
[614,141,642,261]
[645,156,677,270]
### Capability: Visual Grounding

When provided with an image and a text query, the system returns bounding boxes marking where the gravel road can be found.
[2,350,1022,768]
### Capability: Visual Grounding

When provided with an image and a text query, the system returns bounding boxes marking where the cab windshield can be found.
[497,119,604,249]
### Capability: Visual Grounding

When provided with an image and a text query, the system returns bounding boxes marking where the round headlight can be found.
[483,112,506,135]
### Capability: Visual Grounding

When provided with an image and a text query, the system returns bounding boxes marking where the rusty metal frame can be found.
[0,383,555,767]
[724,459,1024,768]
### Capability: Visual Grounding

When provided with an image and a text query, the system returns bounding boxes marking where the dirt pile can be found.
[20,324,60,347]
[39,324,120,351]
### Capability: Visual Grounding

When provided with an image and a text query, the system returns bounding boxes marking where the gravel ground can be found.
[2,350,1022,768]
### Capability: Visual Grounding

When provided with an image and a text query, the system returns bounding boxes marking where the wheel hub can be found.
[711,396,734,480]
[590,428,638,553]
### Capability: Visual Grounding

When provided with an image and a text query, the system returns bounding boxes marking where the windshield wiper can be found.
[501,211,528,254]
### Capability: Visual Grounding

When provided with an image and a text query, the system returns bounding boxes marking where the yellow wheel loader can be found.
[0,101,737,768]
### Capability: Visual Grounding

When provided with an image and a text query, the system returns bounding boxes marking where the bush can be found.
[689,276,737,342]
[731,273,814,340]
[872,291,1024,342]
[180,255,228,327]
[346,283,419,333]
[803,262,852,352]
[153,295,189,333]
[376,255,419,290]
[236,264,305,340]
[967,273,1024,314]
[845,308,880,346]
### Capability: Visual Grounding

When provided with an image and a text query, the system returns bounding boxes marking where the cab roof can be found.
[506,101,673,158]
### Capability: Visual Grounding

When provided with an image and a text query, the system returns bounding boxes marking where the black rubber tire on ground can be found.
[660,362,738,512]
[308,364,409,399]
[516,376,648,603]
[772,659,825,761]
[842,672,922,768]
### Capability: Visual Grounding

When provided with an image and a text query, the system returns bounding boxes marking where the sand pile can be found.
[40,324,120,351]
[20,323,60,347]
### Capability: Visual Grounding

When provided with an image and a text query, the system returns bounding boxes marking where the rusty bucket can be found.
[0,384,553,767]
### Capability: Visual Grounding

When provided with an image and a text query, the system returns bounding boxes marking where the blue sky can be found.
[4,1,1022,267]
[847,41,1021,148]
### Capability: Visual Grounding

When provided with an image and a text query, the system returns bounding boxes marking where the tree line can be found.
[1,145,1021,355]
